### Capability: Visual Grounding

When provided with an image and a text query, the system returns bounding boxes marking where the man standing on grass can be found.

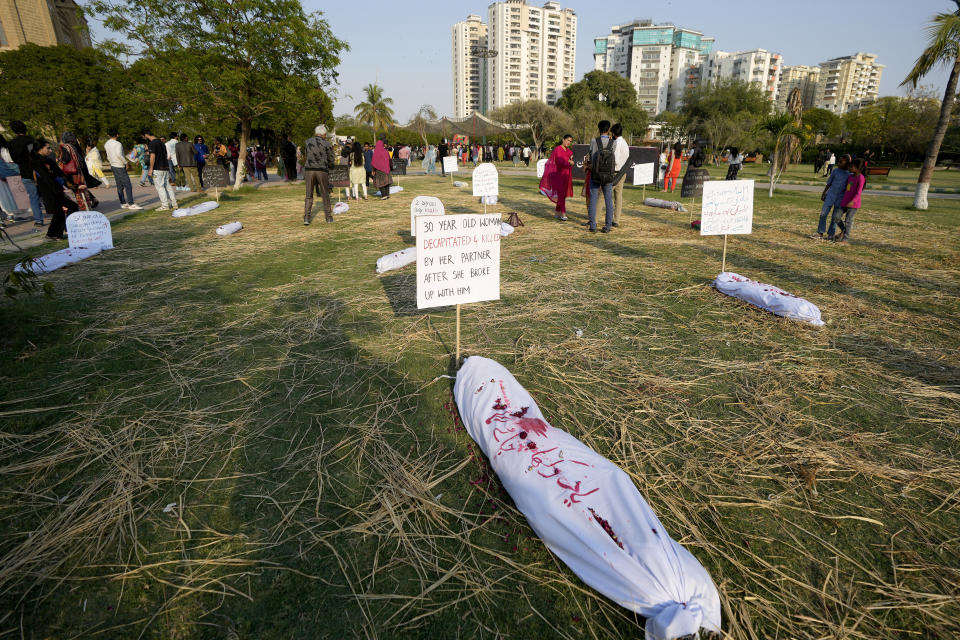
[144,130,178,211]
[587,120,616,233]
[7,120,45,227]
[176,133,200,192]
[104,130,142,210]
[610,122,629,229]
[165,132,180,188]
[302,125,335,225]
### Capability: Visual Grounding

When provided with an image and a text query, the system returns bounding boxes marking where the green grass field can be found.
[1,175,958,639]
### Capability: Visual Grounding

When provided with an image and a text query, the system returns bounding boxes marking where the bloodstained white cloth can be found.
[643,198,687,212]
[376,247,417,274]
[333,202,349,214]
[14,246,102,275]
[454,357,722,640]
[172,201,219,218]
[713,271,824,326]
[499,222,514,237]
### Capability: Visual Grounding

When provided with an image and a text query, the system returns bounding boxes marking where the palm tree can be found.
[354,84,395,140]
[756,112,808,197]
[902,4,960,210]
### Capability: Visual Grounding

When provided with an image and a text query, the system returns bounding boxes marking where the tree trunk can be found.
[233,117,251,191]
[913,55,960,210]
[768,142,778,198]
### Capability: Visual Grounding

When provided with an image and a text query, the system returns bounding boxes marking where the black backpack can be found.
[591,136,616,185]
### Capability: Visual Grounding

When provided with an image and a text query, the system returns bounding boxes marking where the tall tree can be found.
[902,4,960,209]
[681,78,772,127]
[90,0,347,190]
[802,108,842,140]
[490,100,569,161]
[354,84,395,140]
[556,70,648,139]
[756,112,808,198]
[407,105,438,148]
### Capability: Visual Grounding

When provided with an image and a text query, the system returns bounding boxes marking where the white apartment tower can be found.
[701,49,783,106]
[815,53,884,113]
[776,65,821,112]
[452,15,489,118]
[485,0,577,111]
[593,20,714,116]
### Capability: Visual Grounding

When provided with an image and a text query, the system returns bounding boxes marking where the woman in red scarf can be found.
[539,134,574,220]
[371,137,393,200]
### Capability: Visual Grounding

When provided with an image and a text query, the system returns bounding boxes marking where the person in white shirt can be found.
[165,132,180,188]
[610,123,630,228]
[104,129,141,210]
[522,145,531,166]
[658,150,668,189]
[824,151,836,177]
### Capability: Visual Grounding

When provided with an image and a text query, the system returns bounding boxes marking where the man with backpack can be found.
[587,120,616,233]
[302,125,335,225]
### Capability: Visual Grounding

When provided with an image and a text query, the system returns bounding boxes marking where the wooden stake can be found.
[642,184,646,201]
[722,234,728,273]
[455,304,461,367]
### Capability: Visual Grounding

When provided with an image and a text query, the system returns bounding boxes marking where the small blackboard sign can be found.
[390,158,407,175]
[328,165,349,188]
[202,164,230,188]
[571,144,659,183]
[680,167,711,198]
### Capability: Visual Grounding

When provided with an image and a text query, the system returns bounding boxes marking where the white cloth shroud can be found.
[375,186,404,196]
[376,247,417,274]
[713,271,824,326]
[643,198,687,213]
[172,201,219,217]
[375,223,514,273]
[453,181,467,188]
[333,202,349,214]
[216,221,242,236]
[14,246,102,275]
[480,195,498,205]
[454,356,722,640]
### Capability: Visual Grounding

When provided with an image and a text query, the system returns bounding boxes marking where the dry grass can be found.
[0,176,958,639]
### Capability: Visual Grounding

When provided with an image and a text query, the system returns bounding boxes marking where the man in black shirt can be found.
[7,120,46,226]
[143,130,179,211]
[438,139,449,177]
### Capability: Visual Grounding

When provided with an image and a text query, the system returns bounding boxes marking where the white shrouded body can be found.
[376,247,417,274]
[454,357,722,640]
[714,272,824,326]
[172,201,219,218]
[14,246,102,275]
[333,202,349,214]
[643,198,687,212]
[216,221,243,236]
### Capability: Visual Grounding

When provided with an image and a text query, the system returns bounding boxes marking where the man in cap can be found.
[302,124,335,225]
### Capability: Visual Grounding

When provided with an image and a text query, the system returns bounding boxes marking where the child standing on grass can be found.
[834,158,866,245]
[812,155,850,240]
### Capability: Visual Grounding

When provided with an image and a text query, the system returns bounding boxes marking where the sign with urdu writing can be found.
[66,211,113,250]
[416,214,501,310]
[700,180,754,236]
[472,163,498,197]
[442,156,458,174]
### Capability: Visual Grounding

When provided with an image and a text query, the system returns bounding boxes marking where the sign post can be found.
[202,165,230,202]
[472,163,498,215]
[410,196,445,236]
[699,180,755,272]
[443,156,458,184]
[417,213,502,367]
[66,211,113,250]
[632,162,655,202]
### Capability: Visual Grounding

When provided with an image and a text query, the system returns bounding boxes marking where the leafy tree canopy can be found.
[556,71,648,139]
[681,79,771,123]
[802,108,842,138]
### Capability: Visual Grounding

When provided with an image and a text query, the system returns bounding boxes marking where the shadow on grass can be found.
[577,236,652,259]
[834,335,960,389]
[395,229,415,245]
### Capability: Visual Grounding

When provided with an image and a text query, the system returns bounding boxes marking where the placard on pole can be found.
[472,163,499,215]
[632,162,655,201]
[699,179,754,272]
[443,156,458,184]
[416,213,502,365]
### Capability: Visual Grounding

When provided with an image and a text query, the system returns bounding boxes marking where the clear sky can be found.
[87,0,956,121]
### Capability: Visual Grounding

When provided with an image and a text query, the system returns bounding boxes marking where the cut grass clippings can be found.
[0,175,958,639]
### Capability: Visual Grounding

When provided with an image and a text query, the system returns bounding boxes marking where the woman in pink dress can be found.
[539,134,574,221]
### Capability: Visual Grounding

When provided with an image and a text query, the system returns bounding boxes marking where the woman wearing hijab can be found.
[32,138,78,239]
[424,144,437,175]
[371,137,393,200]
[58,132,100,210]
[539,134,574,221]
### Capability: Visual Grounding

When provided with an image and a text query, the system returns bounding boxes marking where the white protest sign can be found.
[700,180,754,236]
[66,211,113,250]
[472,163,499,197]
[416,214,501,310]
[410,196,445,236]
[632,163,655,186]
[442,156,458,174]
[536,158,548,178]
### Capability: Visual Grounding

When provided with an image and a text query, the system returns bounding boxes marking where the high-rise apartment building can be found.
[0,0,90,51]
[453,1,577,116]
[815,53,884,113]
[485,0,577,111]
[700,49,783,105]
[776,65,821,112]
[593,19,713,116]
[452,15,489,118]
